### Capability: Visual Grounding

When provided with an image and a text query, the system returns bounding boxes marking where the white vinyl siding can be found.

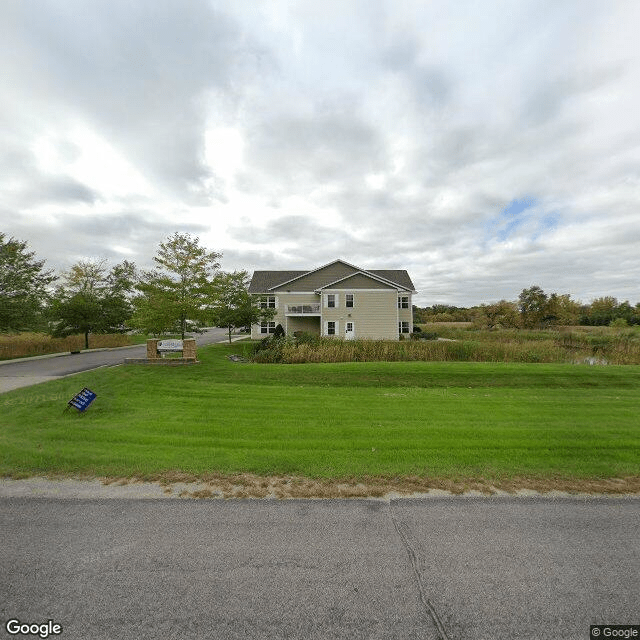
[252,286,412,340]
[346,290,398,339]
[397,293,412,334]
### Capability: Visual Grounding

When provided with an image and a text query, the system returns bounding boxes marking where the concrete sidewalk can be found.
[0,374,66,393]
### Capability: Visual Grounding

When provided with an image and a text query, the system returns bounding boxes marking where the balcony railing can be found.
[286,303,321,315]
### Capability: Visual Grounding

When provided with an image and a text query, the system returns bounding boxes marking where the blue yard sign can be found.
[68,387,97,412]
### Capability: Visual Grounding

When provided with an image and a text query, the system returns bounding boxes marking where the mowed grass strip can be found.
[1,342,639,480]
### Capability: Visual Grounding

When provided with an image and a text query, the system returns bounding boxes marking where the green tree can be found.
[583,296,618,326]
[518,286,549,328]
[210,270,276,343]
[100,260,137,333]
[132,233,222,339]
[546,293,581,326]
[0,233,56,331]
[473,300,520,329]
[49,260,137,349]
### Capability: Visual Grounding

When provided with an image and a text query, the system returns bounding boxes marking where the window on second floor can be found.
[260,295,276,308]
[346,294,354,308]
[327,294,336,308]
[398,295,409,309]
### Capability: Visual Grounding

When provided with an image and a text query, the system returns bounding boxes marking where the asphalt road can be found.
[1,496,638,640]
[0,328,239,392]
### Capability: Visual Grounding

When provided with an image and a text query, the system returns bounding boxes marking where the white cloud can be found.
[0,0,639,306]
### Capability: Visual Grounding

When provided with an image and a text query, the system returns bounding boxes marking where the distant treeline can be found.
[415,286,640,329]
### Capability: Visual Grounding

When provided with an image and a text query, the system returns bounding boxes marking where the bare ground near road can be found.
[2,473,640,500]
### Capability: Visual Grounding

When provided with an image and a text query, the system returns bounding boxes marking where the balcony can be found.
[286,303,321,315]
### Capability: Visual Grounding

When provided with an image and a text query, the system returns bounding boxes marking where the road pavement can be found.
[0,328,240,393]
[1,496,638,640]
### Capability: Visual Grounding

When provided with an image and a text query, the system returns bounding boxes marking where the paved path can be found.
[1,496,638,640]
[0,328,241,393]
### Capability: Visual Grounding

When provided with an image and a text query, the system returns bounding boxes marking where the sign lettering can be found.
[67,388,97,413]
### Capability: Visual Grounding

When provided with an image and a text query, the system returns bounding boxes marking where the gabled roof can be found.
[248,259,416,293]
[266,259,363,291]
[317,270,410,291]
[368,270,415,291]
[248,270,307,293]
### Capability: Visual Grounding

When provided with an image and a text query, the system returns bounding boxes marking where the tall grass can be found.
[251,327,640,365]
[0,332,134,360]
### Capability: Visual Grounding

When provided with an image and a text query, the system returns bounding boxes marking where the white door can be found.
[345,321,355,340]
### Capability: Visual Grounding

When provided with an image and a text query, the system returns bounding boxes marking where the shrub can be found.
[610,318,629,328]
[294,332,321,346]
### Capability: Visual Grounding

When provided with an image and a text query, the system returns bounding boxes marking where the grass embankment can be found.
[0,332,136,360]
[1,342,639,495]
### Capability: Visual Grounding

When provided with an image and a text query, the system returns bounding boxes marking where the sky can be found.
[1,0,639,307]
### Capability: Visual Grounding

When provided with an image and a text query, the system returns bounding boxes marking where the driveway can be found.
[1,496,638,640]
[0,328,242,393]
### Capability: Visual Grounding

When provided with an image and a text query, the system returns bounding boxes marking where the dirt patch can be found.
[97,472,640,499]
[3,472,640,499]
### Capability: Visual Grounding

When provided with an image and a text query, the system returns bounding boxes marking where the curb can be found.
[0,343,144,366]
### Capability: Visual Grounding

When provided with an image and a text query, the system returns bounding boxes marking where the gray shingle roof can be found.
[248,264,416,293]
[368,270,415,291]
[248,271,307,293]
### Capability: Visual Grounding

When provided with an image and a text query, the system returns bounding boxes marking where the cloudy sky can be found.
[1,0,639,306]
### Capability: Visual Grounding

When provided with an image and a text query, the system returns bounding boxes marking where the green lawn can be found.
[1,342,639,481]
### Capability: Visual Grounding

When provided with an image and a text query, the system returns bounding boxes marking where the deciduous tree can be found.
[518,286,549,328]
[49,259,137,349]
[132,233,221,339]
[210,270,276,343]
[473,301,520,329]
[0,233,56,331]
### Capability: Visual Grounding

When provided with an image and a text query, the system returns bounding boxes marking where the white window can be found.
[260,321,276,334]
[346,293,354,308]
[260,296,276,309]
[326,293,337,308]
[399,321,410,334]
[398,296,409,309]
[326,321,337,335]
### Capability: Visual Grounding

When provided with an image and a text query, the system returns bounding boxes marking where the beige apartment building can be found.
[248,259,416,340]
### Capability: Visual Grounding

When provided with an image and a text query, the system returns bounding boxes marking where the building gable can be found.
[319,271,401,291]
[268,259,361,292]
